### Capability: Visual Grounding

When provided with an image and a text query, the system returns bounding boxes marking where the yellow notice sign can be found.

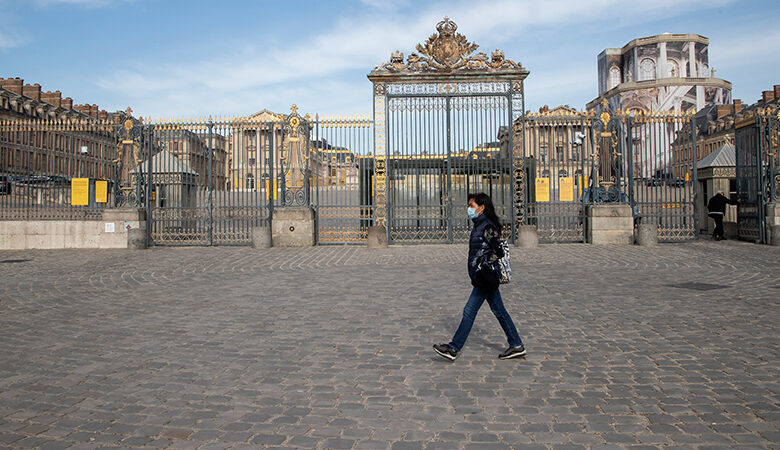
[71,178,89,205]
[578,175,589,196]
[265,179,277,200]
[95,180,108,203]
[535,177,550,202]
[559,177,574,202]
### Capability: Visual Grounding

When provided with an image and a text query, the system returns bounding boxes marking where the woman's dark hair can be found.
[468,192,502,234]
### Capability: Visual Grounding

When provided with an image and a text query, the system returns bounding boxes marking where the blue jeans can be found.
[449,286,523,352]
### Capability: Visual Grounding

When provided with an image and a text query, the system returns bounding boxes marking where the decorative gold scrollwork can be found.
[371,17,525,74]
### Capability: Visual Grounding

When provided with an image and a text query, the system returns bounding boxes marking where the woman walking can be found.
[433,193,526,361]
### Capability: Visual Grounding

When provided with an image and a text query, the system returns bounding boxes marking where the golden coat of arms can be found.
[416,17,478,70]
[371,17,524,74]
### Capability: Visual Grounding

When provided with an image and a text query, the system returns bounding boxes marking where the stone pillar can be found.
[635,224,658,246]
[272,207,315,247]
[766,203,780,245]
[658,42,668,79]
[252,226,272,249]
[367,225,388,249]
[127,228,147,250]
[688,41,696,77]
[587,204,633,245]
[633,47,639,81]
[515,225,538,248]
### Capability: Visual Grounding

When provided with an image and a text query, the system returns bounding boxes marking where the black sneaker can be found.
[499,345,527,359]
[433,343,458,361]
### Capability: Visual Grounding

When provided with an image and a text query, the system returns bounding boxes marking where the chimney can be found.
[22,83,41,101]
[762,90,775,103]
[716,105,731,119]
[41,90,62,107]
[99,110,108,120]
[73,104,88,115]
[734,99,742,114]
[774,85,780,101]
[0,77,24,95]
[62,97,73,110]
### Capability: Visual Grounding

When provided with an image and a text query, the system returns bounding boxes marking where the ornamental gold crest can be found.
[416,16,478,69]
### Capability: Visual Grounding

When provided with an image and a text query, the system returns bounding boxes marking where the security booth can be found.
[696,142,737,237]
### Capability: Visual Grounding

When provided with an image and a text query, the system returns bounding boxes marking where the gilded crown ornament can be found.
[371,17,525,74]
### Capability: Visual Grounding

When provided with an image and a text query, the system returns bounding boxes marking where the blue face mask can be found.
[467,207,478,219]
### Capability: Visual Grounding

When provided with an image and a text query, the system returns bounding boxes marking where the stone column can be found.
[658,42,668,79]
[252,226,272,249]
[516,225,538,248]
[688,41,696,77]
[367,225,388,249]
[635,224,658,246]
[766,203,780,245]
[633,47,639,81]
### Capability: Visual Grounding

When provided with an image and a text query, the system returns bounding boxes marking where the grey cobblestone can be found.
[0,241,778,448]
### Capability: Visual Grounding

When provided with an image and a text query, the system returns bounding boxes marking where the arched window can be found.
[667,59,680,78]
[640,58,656,81]
[246,173,255,190]
[608,66,621,89]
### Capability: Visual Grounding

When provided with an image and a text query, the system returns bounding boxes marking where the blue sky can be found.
[1,0,778,119]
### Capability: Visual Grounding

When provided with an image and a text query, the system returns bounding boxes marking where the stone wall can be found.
[0,209,145,250]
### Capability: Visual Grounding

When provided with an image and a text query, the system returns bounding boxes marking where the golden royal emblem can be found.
[416,16,478,70]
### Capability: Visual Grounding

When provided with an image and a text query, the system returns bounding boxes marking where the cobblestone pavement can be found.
[0,240,778,449]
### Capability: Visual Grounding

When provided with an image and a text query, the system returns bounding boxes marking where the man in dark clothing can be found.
[707,190,738,240]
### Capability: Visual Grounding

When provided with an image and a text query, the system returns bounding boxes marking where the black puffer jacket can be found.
[707,193,737,214]
[468,214,504,290]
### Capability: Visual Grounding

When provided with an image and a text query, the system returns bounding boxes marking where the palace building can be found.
[587,34,732,113]
[0,77,129,181]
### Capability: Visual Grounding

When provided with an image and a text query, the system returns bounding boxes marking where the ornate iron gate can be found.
[368,17,527,243]
[144,107,310,246]
[736,106,780,243]
[310,115,374,244]
[519,110,590,242]
[629,110,698,241]
[519,104,697,242]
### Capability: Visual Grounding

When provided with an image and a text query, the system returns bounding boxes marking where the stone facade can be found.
[513,105,593,184]
[0,77,131,181]
[671,84,780,181]
[588,34,731,113]
[154,129,228,190]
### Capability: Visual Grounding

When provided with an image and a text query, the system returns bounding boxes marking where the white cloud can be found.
[0,30,25,50]
[710,27,780,69]
[97,0,740,117]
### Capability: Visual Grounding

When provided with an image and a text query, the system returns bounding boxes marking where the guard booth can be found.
[696,143,737,237]
[133,149,199,243]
